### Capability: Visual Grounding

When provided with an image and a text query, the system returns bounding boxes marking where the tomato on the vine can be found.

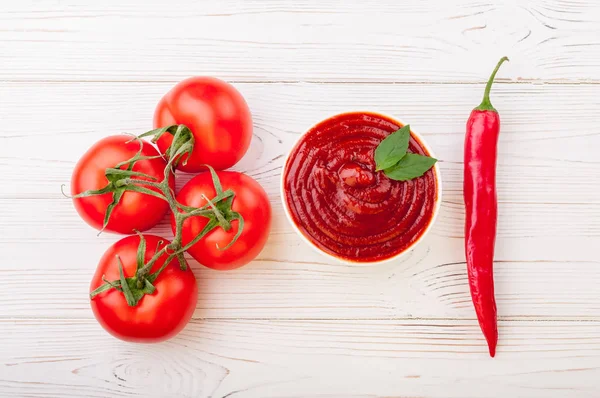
[153,77,253,172]
[175,171,271,270]
[71,135,174,234]
[90,235,198,343]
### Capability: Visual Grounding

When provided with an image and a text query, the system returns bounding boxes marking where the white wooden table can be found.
[2,1,599,397]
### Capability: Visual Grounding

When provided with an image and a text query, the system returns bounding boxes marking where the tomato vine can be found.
[86,125,245,306]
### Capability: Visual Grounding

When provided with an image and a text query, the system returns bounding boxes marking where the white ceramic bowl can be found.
[280,111,442,266]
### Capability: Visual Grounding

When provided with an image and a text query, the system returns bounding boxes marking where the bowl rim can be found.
[279,110,443,266]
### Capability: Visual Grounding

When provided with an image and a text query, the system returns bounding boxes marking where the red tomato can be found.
[174,171,271,270]
[153,77,253,172]
[71,135,174,234]
[90,235,198,343]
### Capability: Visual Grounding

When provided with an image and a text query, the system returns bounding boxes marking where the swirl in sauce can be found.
[283,112,438,262]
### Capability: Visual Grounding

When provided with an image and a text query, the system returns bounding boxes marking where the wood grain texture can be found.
[1,0,600,82]
[0,82,599,322]
[1,319,599,398]
[2,0,600,397]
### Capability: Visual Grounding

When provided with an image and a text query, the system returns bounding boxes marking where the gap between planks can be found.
[2,316,599,322]
[3,79,600,85]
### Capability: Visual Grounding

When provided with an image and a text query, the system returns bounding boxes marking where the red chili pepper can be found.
[464,56,509,357]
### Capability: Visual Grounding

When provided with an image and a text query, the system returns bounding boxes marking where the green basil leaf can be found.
[374,125,411,171]
[384,153,437,181]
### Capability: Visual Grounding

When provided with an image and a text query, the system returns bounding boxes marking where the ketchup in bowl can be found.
[282,112,440,264]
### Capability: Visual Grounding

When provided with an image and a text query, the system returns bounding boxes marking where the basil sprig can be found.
[374,124,437,181]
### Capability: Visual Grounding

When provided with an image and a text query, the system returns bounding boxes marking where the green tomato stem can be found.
[87,126,246,306]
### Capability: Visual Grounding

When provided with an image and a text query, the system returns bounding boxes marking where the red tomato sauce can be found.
[283,112,438,263]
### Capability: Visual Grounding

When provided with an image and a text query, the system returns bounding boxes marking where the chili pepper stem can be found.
[474,56,509,113]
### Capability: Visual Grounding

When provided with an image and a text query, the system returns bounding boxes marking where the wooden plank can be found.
[1,81,599,319]
[1,81,599,199]
[1,318,599,398]
[1,0,600,82]
[1,242,599,320]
